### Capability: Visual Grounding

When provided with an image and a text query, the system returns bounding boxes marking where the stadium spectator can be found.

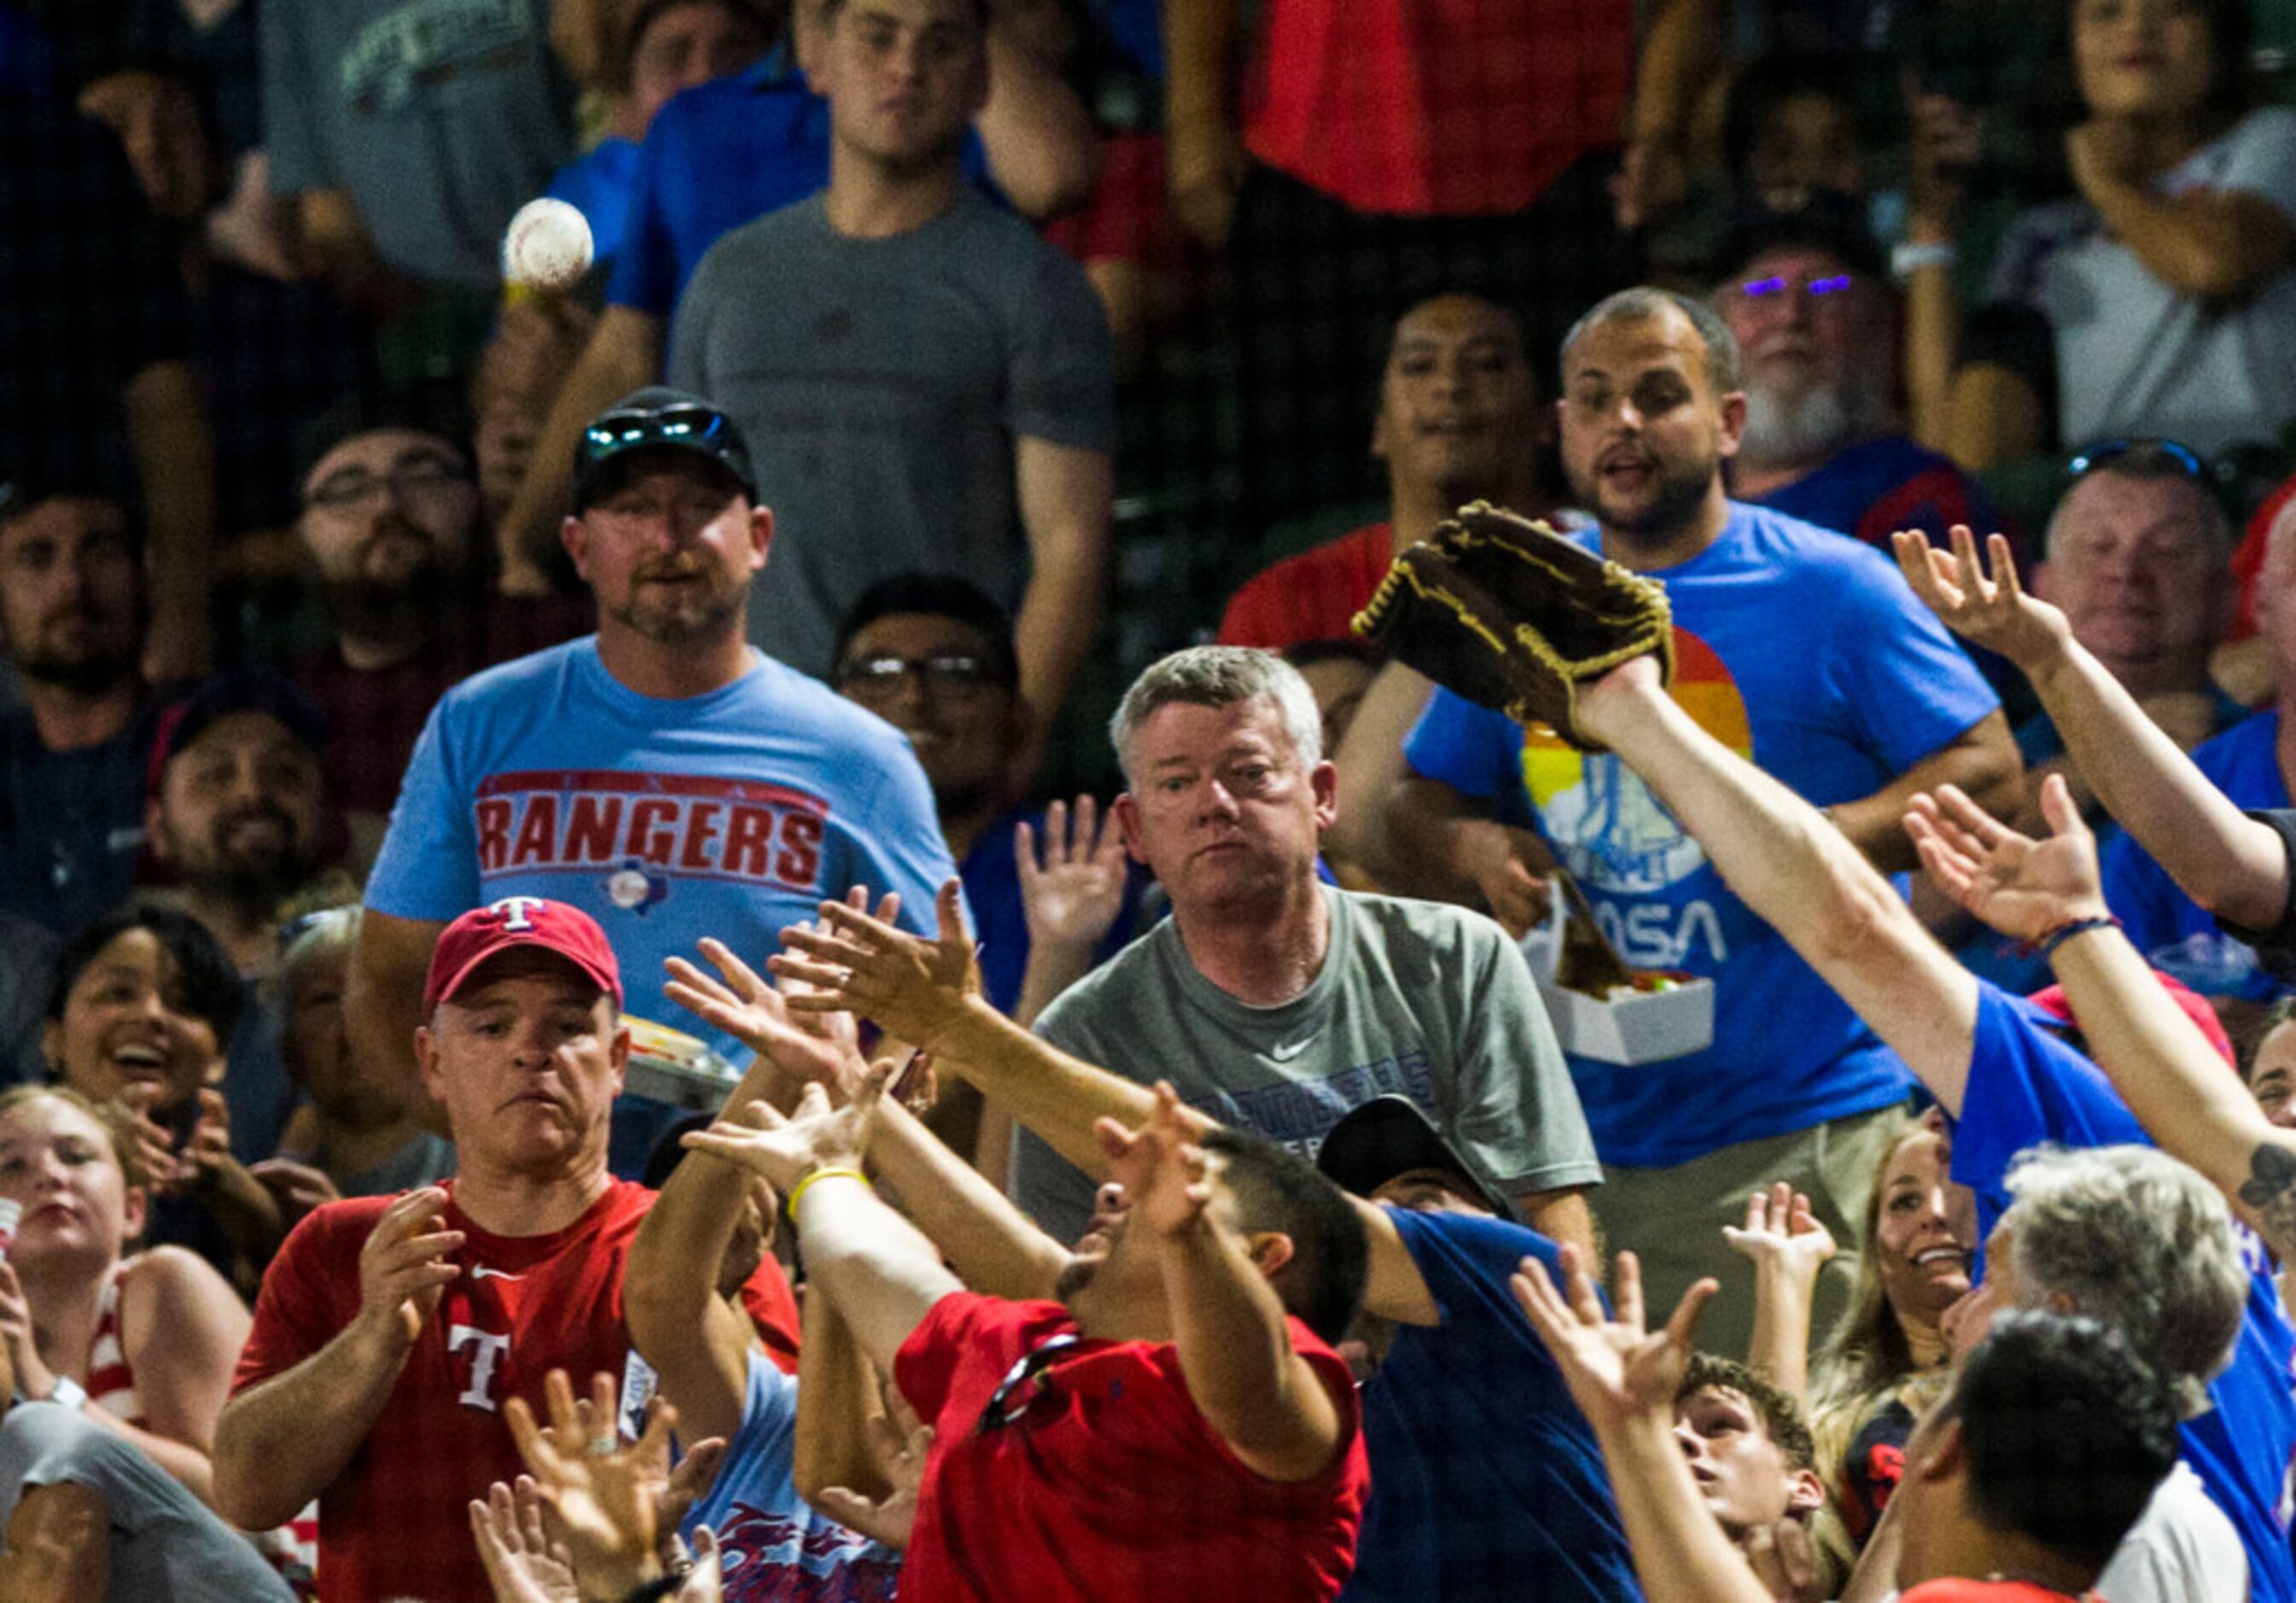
[1002,646,1603,1253]
[1375,288,2019,1348]
[490,0,1097,589]
[287,412,591,863]
[1906,0,2296,464]
[0,493,169,936]
[348,388,955,1175]
[1217,289,1562,654]
[217,899,658,1600]
[669,0,1115,718]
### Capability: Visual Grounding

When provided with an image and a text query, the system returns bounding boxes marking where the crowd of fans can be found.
[11,0,2296,1598]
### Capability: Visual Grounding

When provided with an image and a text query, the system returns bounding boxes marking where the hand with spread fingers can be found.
[1721,1182,1838,1285]
[810,1385,935,1550]
[681,1066,893,1196]
[1094,1081,1213,1242]
[1906,772,2112,944]
[771,879,976,1049]
[505,1368,711,1603]
[665,935,867,1100]
[1511,1245,1716,1433]
[470,1474,578,1603]
[1017,796,1130,953]
[1889,523,2072,673]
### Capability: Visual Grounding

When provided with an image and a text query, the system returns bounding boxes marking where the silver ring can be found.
[586,1434,616,1458]
[835,965,853,988]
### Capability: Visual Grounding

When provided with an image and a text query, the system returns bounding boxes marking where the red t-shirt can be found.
[1241,0,1634,217]
[894,1292,1369,1600]
[1217,523,1396,651]
[234,1180,657,1603]
[1901,1583,2096,1603]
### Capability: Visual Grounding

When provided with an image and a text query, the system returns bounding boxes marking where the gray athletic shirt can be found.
[0,1403,295,1601]
[668,189,1115,679]
[1013,885,1602,1242]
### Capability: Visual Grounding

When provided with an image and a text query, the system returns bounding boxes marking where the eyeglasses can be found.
[578,403,740,475]
[839,651,1005,699]
[1732,271,1857,303]
[2065,437,2209,482]
[976,1332,1080,1434]
[303,455,471,510]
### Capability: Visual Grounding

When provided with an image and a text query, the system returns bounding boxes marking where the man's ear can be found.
[609,1017,631,1096]
[1310,760,1339,832]
[1716,390,1748,461]
[40,1020,64,1076]
[1113,792,1149,865]
[143,792,173,866]
[1786,1466,1826,1517]
[414,1022,447,1105]
[1371,405,1393,463]
[1246,1229,1296,1281]
[746,504,772,572]
[559,514,589,580]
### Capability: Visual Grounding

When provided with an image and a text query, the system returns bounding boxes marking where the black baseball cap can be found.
[1711,187,1888,289]
[146,670,329,794]
[572,387,759,512]
[1315,1096,1512,1218]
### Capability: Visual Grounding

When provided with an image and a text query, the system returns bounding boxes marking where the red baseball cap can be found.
[2024,969,2236,1069]
[423,897,623,1011]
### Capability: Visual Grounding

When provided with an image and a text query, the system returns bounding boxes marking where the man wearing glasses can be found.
[1371,286,2024,1353]
[1712,193,1996,555]
[348,388,957,1175]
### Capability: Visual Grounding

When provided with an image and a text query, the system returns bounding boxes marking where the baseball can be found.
[502,198,594,291]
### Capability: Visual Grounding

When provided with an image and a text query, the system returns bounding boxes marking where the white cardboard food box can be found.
[1519,889,1716,1064]
[621,1018,741,1111]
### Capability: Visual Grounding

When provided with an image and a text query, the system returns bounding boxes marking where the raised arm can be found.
[1107,1084,1344,1483]
[213,1188,463,1530]
[1720,1186,1837,1403]
[976,0,1098,218]
[1894,525,2289,930]
[1574,655,1983,1113]
[1011,437,1114,742]
[683,1075,963,1379]
[345,909,450,1131]
[1912,772,2296,1260]
[1514,1247,1769,1603]
[2067,125,2296,301]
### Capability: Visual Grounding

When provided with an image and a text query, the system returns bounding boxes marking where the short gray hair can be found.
[2002,1144,2246,1417]
[1561,286,1742,394]
[1110,646,1326,781]
[262,903,360,1008]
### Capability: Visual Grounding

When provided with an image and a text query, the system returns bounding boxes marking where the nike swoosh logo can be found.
[469,1267,524,1282]
[1269,1039,1312,1063]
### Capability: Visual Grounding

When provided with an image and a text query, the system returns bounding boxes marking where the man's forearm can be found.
[924,997,1174,1174]
[497,306,662,577]
[123,360,216,676]
[1592,1410,1774,1603]
[1516,1188,1596,1262]
[2027,639,2287,929]
[1011,512,1110,734]
[869,1098,1067,1301]
[213,1318,407,1529]
[1327,665,1438,885]
[1159,1216,1336,1478]
[797,1178,966,1379]
[1826,712,2021,873]
[977,9,1098,218]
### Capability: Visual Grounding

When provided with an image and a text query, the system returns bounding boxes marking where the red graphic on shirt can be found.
[474,771,826,891]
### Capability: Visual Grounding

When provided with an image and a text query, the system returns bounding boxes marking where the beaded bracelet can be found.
[785,1165,871,1222]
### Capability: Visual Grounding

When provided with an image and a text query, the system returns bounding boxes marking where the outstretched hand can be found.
[1906,773,2109,943]
[1512,1245,1715,1432]
[811,1386,935,1550]
[504,1370,691,1600]
[1093,1081,1212,1241]
[665,932,866,1099]
[1721,1182,1838,1285]
[470,1476,577,1603]
[1017,797,1131,952]
[681,1065,892,1194]
[772,879,976,1047]
[1890,524,2072,672]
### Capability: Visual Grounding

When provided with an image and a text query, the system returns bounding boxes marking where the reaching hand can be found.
[505,1370,682,1601]
[1017,797,1130,952]
[355,1185,463,1349]
[665,936,865,1098]
[771,880,976,1048]
[182,1087,236,1186]
[811,1387,935,1550]
[116,1083,193,1194]
[1452,820,1554,938]
[1512,1245,1715,1433]
[681,1067,891,1195]
[470,1475,579,1603]
[1093,1081,1211,1241]
[1721,1183,1839,1286]
[249,1157,343,1225]
[1906,773,2110,943]
[1890,525,2072,673]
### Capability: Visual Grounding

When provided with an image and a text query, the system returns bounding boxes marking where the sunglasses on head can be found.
[576,403,739,474]
[2064,437,2209,483]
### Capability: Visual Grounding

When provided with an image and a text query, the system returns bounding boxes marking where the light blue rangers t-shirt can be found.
[1402,503,1999,1168]
[365,639,959,1164]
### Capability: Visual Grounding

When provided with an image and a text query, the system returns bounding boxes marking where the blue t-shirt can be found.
[1348,1209,1640,1602]
[1402,504,1998,1166]
[960,805,1146,1017]
[547,136,641,276]
[681,1353,903,1600]
[2101,711,2290,1003]
[1955,983,2296,1603]
[364,639,960,1169]
[606,48,991,323]
[1748,434,1995,551]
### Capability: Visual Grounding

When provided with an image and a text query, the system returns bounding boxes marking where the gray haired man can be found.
[1009,644,1603,1253]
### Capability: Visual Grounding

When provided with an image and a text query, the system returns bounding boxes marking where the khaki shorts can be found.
[1590,1102,1916,1361]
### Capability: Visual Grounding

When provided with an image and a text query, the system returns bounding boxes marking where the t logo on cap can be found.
[423,898,625,1012]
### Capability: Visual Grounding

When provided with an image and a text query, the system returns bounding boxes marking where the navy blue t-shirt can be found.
[1955,983,2296,1603]
[1347,1209,1641,1601]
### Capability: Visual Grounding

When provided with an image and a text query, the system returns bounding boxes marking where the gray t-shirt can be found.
[0,1403,296,1601]
[1990,106,2296,455]
[1014,886,1602,1242]
[668,190,1116,679]
[261,0,576,288]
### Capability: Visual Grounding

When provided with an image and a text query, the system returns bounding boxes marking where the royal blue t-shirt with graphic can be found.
[1955,983,2296,1603]
[1403,504,1998,1166]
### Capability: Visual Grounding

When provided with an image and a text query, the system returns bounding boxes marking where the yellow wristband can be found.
[784,1166,870,1222]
